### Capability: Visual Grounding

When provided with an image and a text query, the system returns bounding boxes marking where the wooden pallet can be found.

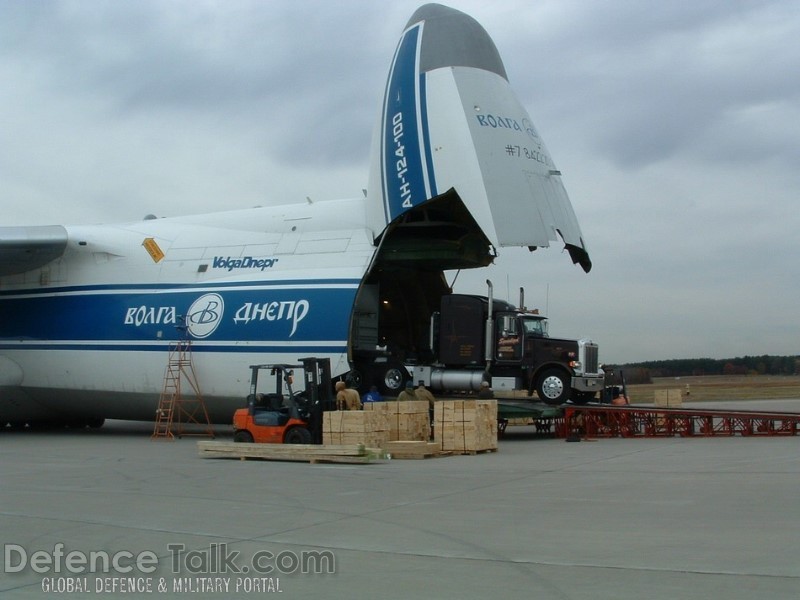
[384,441,449,460]
[451,447,499,456]
[197,441,387,464]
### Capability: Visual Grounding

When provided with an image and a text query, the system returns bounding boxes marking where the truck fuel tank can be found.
[430,368,486,392]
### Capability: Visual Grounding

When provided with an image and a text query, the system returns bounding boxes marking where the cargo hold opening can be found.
[349,190,494,390]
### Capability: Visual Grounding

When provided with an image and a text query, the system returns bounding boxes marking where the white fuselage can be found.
[0,197,376,422]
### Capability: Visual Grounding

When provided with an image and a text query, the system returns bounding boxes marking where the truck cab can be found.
[491,310,602,404]
[495,312,546,361]
[432,293,603,404]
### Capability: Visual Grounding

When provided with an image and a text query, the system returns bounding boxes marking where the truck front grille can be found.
[582,343,599,374]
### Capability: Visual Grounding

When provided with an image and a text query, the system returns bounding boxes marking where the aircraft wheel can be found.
[284,427,312,445]
[537,369,570,405]
[233,430,254,443]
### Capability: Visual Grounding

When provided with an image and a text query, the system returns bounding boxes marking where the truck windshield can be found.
[521,317,547,337]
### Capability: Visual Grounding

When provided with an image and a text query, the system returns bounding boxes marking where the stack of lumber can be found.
[197,441,385,464]
[434,399,498,454]
[322,410,390,448]
[506,417,536,426]
[653,389,683,429]
[364,400,430,441]
[654,389,683,408]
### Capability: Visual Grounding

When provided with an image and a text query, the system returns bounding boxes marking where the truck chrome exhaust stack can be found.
[485,280,494,371]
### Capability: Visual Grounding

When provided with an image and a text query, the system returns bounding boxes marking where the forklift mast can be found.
[300,357,333,444]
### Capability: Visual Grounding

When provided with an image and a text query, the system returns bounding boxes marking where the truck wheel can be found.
[233,430,254,443]
[284,427,312,445]
[347,366,366,392]
[379,365,408,396]
[537,369,570,405]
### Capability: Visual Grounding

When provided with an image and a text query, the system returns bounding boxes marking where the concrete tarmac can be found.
[1,399,799,599]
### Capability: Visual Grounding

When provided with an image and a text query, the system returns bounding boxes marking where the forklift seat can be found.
[252,408,290,427]
[269,394,284,410]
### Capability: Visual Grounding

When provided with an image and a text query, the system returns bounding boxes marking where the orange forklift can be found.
[232,357,333,444]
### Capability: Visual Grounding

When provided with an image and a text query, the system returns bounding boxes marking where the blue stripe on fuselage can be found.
[0,343,347,353]
[0,280,359,345]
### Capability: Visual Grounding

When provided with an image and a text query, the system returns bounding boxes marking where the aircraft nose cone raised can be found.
[405,3,508,80]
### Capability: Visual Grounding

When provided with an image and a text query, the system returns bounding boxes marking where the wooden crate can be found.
[434,400,498,454]
[323,411,390,448]
[364,401,430,441]
[654,389,683,408]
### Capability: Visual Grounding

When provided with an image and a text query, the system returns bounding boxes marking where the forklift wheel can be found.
[233,430,254,443]
[284,427,312,445]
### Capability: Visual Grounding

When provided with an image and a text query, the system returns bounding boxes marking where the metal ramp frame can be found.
[152,338,214,440]
[561,405,800,439]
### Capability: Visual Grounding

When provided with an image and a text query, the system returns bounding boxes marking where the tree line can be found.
[606,355,800,384]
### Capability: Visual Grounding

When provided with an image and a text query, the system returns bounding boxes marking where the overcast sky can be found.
[2,0,798,365]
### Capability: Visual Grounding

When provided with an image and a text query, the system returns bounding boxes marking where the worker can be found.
[477,381,494,399]
[396,381,417,402]
[415,381,436,411]
[335,381,362,410]
[610,386,630,406]
[414,382,436,440]
[362,385,383,403]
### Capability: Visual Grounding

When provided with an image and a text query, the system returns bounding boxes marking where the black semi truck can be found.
[352,280,604,405]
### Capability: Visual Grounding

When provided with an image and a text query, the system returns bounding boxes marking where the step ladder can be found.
[152,338,214,440]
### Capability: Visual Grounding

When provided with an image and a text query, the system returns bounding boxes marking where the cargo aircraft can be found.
[0,4,591,426]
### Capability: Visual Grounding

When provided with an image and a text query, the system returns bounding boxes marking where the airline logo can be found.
[186,293,224,339]
[233,300,308,337]
[122,293,310,339]
[212,256,279,272]
[475,114,540,143]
